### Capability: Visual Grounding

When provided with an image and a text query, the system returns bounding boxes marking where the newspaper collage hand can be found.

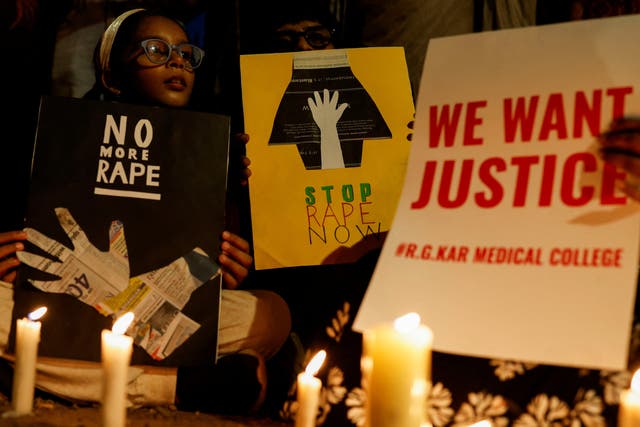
[17,207,221,360]
[17,207,130,311]
[307,88,348,169]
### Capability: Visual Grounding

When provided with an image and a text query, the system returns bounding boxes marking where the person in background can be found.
[267,6,337,52]
[0,8,291,416]
[236,0,390,418]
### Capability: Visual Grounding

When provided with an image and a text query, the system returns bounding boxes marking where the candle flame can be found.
[112,312,134,335]
[632,369,640,392]
[394,312,420,333]
[28,306,47,321]
[305,350,326,376]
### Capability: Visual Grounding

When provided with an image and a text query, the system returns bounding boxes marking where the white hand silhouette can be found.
[308,88,348,169]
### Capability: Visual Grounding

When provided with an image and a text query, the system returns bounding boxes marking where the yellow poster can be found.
[241,47,415,269]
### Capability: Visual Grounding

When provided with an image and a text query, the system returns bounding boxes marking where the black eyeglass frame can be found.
[138,38,205,70]
[273,25,336,50]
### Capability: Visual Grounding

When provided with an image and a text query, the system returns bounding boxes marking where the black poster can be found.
[269,51,391,170]
[11,96,230,366]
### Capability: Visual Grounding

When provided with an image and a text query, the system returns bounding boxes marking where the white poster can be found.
[354,14,640,370]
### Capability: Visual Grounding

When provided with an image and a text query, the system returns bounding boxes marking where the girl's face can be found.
[120,16,195,107]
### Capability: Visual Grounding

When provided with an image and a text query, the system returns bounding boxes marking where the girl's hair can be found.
[84,8,188,101]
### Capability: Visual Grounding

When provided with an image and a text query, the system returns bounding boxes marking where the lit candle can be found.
[362,312,433,427]
[619,369,640,427]
[101,312,134,427]
[295,350,326,427]
[11,306,47,415]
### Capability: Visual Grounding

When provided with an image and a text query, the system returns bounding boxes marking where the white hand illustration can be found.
[308,88,348,169]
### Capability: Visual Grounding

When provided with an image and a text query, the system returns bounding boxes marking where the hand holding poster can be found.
[355,14,640,370]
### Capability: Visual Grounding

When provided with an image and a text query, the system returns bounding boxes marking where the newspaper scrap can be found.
[17,207,220,360]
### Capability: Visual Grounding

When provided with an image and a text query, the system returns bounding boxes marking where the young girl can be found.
[0,8,290,415]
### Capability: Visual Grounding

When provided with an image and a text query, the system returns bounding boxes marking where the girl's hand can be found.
[234,133,252,186]
[218,231,253,290]
[0,230,27,283]
[241,154,252,186]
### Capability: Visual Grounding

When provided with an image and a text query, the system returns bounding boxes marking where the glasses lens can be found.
[179,44,204,69]
[304,27,332,48]
[141,39,170,64]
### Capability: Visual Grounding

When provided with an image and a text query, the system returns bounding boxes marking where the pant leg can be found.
[0,280,176,406]
[217,289,291,360]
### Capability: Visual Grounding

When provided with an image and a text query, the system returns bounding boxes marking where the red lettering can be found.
[322,204,339,226]
[411,161,437,209]
[549,247,622,267]
[421,245,431,259]
[539,155,557,206]
[503,87,631,144]
[306,205,320,227]
[601,163,626,205]
[503,95,539,143]
[429,104,462,147]
[511,156,539,207]
[607,86,633,121]
[573,90,601,138]
[560,152,596,206]
[475,157,506,208]
[405,244,417,259]
[539,93,568,141]
[341,202,354,222]
[410,152,615,209]
[359,202,374,224]
[438,159,473,208]
[463,101,486,146]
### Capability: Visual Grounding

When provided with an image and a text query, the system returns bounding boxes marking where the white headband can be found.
[98,8,145,90]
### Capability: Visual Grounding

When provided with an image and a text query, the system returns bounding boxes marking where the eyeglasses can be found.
[273,25,335,51]
[138,39,205,70]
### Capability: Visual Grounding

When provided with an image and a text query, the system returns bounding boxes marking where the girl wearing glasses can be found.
[85,9,202,108]
[88,8,292,413]
[0,8,290,417]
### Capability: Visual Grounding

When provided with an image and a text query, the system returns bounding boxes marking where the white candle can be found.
[101,312,134,427]
[362,312,433,427]
[295,350,326,427]
[12,306,47,415]
[619,369,640,427]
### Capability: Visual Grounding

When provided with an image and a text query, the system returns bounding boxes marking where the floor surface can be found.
[0,395,291,427]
